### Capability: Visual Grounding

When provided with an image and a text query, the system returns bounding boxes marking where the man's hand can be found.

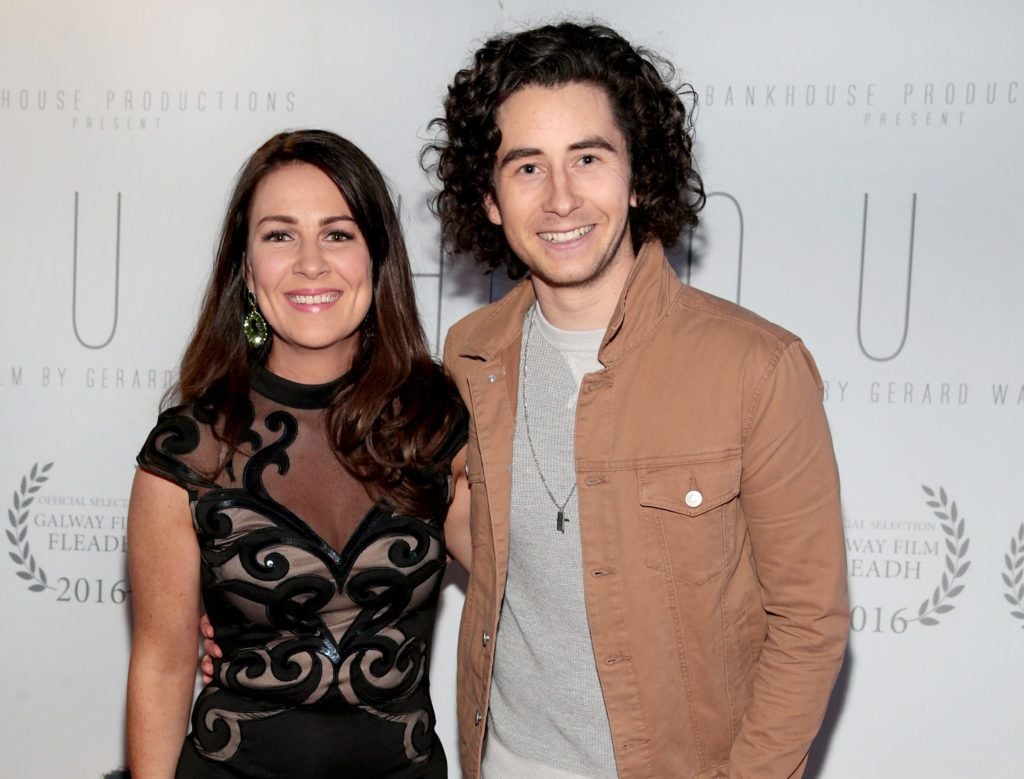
[199,614,221,685]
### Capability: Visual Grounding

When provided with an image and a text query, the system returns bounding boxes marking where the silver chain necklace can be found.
[520,306,576,533]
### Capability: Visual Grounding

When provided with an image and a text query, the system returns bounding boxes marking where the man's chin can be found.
[529,266,596,290]
[528,250,621,291]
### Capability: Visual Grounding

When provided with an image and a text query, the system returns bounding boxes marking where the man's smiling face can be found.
[486,81,637,296]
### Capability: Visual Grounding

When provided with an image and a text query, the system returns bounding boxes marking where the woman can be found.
[126,130,469,778]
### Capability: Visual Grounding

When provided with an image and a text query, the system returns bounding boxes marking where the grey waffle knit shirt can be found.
[484,304,617,778]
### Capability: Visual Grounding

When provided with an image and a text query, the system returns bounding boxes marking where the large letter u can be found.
[71,192,121,350]
[856,193,916,362]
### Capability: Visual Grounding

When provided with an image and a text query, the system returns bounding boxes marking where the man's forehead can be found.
[494,81,623,146]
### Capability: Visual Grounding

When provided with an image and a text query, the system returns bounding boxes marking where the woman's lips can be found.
[284,289,341,311]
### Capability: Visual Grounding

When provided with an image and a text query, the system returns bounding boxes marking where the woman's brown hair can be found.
[173,130,465,517]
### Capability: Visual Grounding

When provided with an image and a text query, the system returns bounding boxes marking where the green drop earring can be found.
[242,290,269,349]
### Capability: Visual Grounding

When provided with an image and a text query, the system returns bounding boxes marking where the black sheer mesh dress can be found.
[137,364,466,778]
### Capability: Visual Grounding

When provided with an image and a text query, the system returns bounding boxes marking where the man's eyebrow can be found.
[498,147,542,168]
[568,136,618,153]
[498,137,620,169]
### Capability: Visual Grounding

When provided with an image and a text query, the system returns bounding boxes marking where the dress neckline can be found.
[250,362,350,410]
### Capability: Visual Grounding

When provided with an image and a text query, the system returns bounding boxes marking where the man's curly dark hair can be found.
[423,21,706,279]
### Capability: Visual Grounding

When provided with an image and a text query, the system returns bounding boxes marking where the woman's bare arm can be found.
[126,469,201,778]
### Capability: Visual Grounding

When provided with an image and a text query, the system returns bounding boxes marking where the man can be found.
[427,21,848,778]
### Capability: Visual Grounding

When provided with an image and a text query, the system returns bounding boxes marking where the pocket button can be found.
[684,489,703,508]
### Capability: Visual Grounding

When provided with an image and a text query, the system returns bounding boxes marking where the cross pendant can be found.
[556,509,569,533]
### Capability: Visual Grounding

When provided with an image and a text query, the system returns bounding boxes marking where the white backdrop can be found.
[1,1,1021,776]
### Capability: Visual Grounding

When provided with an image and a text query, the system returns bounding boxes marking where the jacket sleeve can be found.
[729,339,849,778]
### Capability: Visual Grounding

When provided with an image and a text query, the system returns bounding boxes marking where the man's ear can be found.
[484,193,503,226]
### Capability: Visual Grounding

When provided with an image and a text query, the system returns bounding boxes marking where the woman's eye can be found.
[326,230,352,242]
[265,230,290,242]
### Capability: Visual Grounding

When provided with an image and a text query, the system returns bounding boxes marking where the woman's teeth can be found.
[287,293,340,304]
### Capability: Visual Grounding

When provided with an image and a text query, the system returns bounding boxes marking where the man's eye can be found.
[580,154,596,165]
[519,163,537,175]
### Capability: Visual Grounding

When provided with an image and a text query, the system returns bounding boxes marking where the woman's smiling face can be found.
[246,162,373,382]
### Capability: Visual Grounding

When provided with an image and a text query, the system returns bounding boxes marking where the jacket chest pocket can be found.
[637,454,741,585]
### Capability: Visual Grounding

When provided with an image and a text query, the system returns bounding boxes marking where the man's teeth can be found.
[288,293,340,304]
[539,225,594,244]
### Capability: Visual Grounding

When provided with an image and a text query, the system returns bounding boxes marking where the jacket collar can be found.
[458,241,677,366]
[599,240,677,365]
[457,277,537,362]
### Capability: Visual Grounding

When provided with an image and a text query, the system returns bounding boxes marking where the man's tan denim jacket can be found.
[444,242,849,778]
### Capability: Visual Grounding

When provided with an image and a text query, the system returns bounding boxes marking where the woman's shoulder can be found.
[135,392,236,495]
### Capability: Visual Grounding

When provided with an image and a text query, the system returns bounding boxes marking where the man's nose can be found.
[542,169,583,217]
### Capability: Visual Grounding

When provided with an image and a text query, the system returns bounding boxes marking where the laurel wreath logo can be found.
[7,462,54,592]
[1003,523,1024,628]
[909,485,970,626]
